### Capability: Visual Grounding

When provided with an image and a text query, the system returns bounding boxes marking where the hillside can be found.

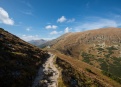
[42,27,121,84]
[1,27,121,87]
[28,39,47,46]
[52,50,121,87]
[39,33,72,48]
[0,28,49,87]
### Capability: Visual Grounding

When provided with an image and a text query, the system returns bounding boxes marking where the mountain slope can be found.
[43,27,121,84]
[28,39,47,46]
[39,33,72,48]
[0,28,49,87]
[53,50,121,87]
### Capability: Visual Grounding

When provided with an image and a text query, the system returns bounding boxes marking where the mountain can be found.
[28,39,47,46]
[1,27,121,87]
[39,33,72,48]
[0,28,49,87]
[42,27,121,85]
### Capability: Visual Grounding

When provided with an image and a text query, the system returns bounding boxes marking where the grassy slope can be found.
[49,49,121,87]
[43,28,121,84]
[0,28,49,87]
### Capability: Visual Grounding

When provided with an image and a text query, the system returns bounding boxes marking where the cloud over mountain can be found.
[64,27,72,33]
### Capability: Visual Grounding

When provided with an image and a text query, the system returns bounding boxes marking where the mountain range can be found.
[40,27,121,86]
[28,39,48,46]
[1,27,121,87]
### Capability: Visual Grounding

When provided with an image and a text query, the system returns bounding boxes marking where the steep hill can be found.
[43,27,121,84]
[52,50,121,87]
[0,28,49,87]
[28,39,47,46]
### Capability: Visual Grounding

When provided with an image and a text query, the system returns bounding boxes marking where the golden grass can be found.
[48,49,121,87]
[53,56,67,87]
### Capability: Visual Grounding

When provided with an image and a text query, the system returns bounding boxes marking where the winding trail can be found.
[32,53,59,87]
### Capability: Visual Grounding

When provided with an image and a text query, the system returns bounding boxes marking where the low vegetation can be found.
[85,68,96,75]
[56,57,103,87]
[0,28,49,87]
[102,70,121,84]
[81,52,95,64]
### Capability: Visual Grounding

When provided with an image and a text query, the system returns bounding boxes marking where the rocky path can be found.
[32,53,59,87]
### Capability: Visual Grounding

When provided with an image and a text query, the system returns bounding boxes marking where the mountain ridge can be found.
[28,39,48,46]
[42,27,121,85]
[0,28,49,87]
[1,27,121,87]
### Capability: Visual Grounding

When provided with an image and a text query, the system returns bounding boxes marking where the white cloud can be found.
[20,35,41,41]
[67,18,75,22]
[57,16,75,23]
[42,37,55,40]
[45,25,58,29]
[20,35,55,41]
[0,7,14,25]
[52,25,58,29]
[50,31,58,35]
[45,25,51,29]
[26,27,32,31]
[75,17,119,32]
[57,16,67,23]
[50,31,63,35]
[26,28,30,31]
[64,27,72,33]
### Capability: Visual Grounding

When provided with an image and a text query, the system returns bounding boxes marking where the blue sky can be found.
[0,0,121,41]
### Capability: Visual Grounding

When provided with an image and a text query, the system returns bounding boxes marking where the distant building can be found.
[47,46,50,48]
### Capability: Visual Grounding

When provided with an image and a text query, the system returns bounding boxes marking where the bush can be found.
[97,48,104,51]
[85,68,96,75]
[106,46,117,51]
[81,52,95,63]
[102,70,121,84]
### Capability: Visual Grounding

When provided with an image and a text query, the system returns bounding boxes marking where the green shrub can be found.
[106,46,117,51]
[81,52,95,63]
[85,68,96,75]
[102,70,121,84]
[97,48,104,51]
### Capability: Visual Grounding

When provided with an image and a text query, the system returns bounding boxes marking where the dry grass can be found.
[53,55,67,87]
[0,28,49,87]
[48,49,121,87]
[43,28,121,85]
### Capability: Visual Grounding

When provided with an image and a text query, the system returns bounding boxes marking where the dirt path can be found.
[32,53,59,87]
